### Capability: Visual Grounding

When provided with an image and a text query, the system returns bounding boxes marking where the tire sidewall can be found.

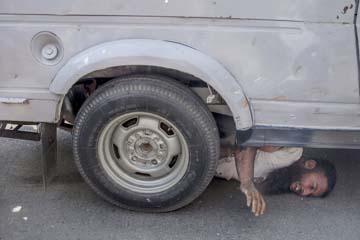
[73,77,218,211]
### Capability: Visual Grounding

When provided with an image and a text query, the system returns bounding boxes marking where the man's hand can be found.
[235,147,266,216]
[240,180,266,216]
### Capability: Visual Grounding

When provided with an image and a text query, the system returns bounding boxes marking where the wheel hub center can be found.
[134,138,157,159]
[125,129,168,167]
[139,142,153,153]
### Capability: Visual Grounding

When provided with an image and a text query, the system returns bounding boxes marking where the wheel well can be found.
[60,65,236,141]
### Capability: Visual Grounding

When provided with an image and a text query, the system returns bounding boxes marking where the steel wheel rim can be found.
[97,112,189,193]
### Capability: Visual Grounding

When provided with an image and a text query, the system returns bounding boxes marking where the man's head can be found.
[260,158,336,197]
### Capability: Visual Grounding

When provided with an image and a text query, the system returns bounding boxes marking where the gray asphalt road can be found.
[1,130,360,240]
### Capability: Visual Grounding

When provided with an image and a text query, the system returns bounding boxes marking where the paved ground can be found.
[1,130,360,240]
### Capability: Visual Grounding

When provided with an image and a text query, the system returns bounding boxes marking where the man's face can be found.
[290,160,328,197]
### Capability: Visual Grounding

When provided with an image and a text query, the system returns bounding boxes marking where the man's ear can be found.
[304,159,317,169]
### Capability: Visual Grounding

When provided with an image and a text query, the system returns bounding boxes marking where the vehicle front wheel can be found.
[72,75,220,212]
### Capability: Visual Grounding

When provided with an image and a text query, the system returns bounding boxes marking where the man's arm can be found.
[235,147,266,216]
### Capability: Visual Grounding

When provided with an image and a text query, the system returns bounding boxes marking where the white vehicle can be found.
[0,1,359,211]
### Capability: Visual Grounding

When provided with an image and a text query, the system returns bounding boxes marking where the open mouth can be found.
[291,182,303,194]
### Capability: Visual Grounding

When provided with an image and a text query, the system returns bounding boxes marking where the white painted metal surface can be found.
[0,0,356,23]
[0,1,359,132]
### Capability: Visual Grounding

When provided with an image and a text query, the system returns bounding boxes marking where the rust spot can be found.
[272,96,288,101]
[350,4,354,9]
[342,6,349,14]
[242,100,249,108]
[336,15,340,19]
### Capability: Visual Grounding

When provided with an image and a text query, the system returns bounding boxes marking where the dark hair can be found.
[313,158,337,197]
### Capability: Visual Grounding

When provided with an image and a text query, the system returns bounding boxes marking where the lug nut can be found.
[131,156,138,161]
[151,160,158,165]
[144,129,152,135]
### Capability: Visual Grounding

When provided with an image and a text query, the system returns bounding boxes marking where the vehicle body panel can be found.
[0,1,359,134]
[0,0,356,23]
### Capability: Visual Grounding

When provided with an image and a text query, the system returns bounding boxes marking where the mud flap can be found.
[40,123,57,189]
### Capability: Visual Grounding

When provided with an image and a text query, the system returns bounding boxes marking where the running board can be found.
[0,122,40,141]
[237,127,360,149]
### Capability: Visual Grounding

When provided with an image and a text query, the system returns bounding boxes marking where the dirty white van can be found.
[0,1,359,211]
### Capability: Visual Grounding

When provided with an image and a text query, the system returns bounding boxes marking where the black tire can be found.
[72,75,220,212]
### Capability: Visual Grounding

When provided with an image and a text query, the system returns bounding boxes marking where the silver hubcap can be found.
[98,112,189,193]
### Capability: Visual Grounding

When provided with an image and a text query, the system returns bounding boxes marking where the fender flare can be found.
[50,39,252,130]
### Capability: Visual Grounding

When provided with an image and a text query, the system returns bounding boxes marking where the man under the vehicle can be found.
[216,146,337,216]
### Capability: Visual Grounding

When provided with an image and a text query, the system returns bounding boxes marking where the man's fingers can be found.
[242,187,265,216]
[255,192,262,216]
[251,192,258,215]
[249,192,266,216]
[260,195,266,215]
[256,193,263,216]
[246,192,252,207]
